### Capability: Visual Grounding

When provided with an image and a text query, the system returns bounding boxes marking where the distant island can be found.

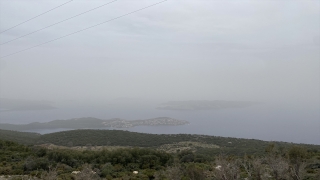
[0,117,189,131]
[0,98,56,111]
[157,100,258,111]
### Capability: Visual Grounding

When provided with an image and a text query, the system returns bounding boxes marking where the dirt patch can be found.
[158,141,220,153]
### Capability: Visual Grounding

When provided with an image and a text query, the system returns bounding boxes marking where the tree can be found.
[211,155,240,180]
[288,146,307,180]
[241,156,268,180]
[40,166,58,180]
[185,164,206,180]
[74,164,100,180]
[266,152,290,180]
[166,164,183,180]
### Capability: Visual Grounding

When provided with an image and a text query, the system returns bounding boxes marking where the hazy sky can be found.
[0,0,319,103]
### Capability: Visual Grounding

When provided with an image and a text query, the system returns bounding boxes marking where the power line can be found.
[0,0,118,46]
[0,0,74,34]
[0,0,167,59]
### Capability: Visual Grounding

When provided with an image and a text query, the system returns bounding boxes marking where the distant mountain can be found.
[157,100,259,111]
[0,117,189,131]
[0,98,56,111]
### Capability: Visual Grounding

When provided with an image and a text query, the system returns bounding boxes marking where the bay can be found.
[0,102,319,145]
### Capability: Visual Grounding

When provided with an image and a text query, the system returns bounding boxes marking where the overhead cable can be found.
[0,0,74,34]
[0,0,167,59]
[0,0,118,45]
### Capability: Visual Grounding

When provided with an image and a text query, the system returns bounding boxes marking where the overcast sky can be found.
[0,0,319,104]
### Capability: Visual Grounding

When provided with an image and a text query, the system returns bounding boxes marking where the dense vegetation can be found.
[0,139,172,179]
[1,129,320,156]
[0,129,40,145]
[1,129,320,179]
[0,138,320,180]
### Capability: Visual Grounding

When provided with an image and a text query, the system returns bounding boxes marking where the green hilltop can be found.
[1,129,319,156]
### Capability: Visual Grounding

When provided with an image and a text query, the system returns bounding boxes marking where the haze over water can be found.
[0,100,319,145]
[0,1,319,145]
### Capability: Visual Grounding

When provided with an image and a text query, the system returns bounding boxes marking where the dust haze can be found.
[0,0,319,144]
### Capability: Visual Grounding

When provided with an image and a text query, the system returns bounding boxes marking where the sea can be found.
[0,101,319,145]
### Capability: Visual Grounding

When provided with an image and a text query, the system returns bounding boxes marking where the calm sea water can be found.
[0,102,319,145]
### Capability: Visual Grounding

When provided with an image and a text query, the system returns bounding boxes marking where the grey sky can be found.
[0,0,319,104]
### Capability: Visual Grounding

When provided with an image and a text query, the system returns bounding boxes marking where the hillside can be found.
[1,129,320,156]
[0,129,40,145]
[38,130,320,156]
[1,131,320,180]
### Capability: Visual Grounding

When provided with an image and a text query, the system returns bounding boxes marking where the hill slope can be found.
[0,129,40,144]
[1,129,320,156]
